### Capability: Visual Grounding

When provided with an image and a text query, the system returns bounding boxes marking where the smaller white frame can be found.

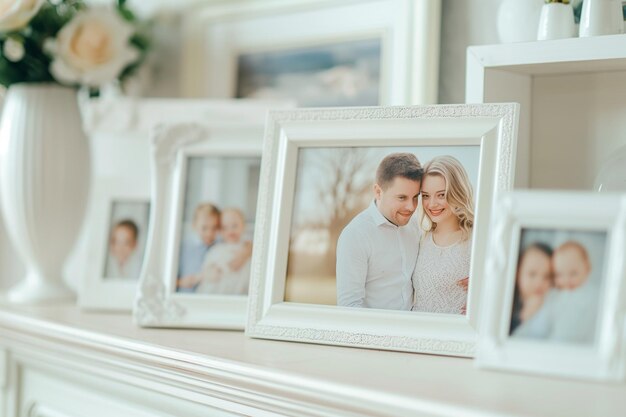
[246,103,519,356]
[79,178,149,311]
[134,116,267,329]
[181,0,441,105]
[477,191,626,381]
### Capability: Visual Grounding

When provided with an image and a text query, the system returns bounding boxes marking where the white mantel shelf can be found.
[0,303,624,417]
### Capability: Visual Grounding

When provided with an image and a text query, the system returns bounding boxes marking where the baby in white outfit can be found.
[196,208,251,295]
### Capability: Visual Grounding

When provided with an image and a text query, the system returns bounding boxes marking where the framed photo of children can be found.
[79,178,150,311]
[181,0,440,105]
[133,106,272,329]
[477,191,626,381]
[246,103,519,356]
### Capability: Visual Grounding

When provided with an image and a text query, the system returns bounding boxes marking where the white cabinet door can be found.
[18,364,241,417]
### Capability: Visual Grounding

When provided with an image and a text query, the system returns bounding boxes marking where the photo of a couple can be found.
[509,229,607,345]
[175,156,260,295]
[285,146,480,314]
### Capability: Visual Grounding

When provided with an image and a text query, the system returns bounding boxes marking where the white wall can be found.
[439,0,502,104]
[531,70,626,190]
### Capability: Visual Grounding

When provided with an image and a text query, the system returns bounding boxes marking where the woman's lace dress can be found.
[411,232,471,314]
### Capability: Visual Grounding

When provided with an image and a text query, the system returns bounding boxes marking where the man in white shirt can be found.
[336,153,423,310]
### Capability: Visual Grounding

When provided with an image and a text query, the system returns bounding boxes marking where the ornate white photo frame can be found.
[246,104,519,356]
[182,0,441,105]
[477,191,626,381]
[134,112,272,329]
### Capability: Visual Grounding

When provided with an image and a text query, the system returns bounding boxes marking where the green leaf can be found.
[117,7,136,22]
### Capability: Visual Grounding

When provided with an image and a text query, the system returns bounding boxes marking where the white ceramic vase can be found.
[0,84,91,303]
[537,2,577,40]
[579,0,624,37]
[497,0,545,43]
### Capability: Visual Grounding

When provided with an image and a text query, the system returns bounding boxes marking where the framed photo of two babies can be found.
[133,112,272,329]
[509,229,607,346]
[477,192,626,381]
[175,156,260,298]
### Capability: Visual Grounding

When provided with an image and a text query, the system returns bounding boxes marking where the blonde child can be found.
[105,219,141,279]
[549,241,599,344]
[196,208,252,295]
[411,155,474,315]
[177,203,221,291]
[510,243,553,337]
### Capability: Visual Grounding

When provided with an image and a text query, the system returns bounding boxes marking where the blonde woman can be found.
[411,155,474,315]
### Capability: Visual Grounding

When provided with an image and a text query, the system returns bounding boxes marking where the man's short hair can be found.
[376,153,423,189]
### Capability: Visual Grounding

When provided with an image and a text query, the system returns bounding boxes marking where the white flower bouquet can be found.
[0,0,150,91]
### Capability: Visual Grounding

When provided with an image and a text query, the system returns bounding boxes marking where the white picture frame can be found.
[246,103,519,356]
[181,0,441,105]
[134,114,268,329]
[477,191,626,381]
[79,178,150,311]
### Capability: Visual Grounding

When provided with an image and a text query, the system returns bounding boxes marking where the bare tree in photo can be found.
[290,148,374,277]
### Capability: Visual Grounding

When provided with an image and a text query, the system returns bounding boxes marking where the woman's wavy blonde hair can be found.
[419,155,474,240]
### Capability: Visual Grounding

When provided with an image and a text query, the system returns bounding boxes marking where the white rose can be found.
[0,0,44,32]
[47,8,140,88]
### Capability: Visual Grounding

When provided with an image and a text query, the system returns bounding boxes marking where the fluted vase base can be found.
[4,273,75,304]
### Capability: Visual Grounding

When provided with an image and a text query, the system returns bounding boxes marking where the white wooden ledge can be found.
[0,303,624,417]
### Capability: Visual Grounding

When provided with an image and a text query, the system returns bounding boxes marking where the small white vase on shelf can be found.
[497,0,545,43]
[594,145,626,191]
[0,84,91,304]
[537,0,577,40]
[579,0,624,37]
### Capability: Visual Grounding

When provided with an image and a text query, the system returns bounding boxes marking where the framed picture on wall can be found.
[246,103,519,356]
[79,179,150,311]
[182,0,441,105]
[133,110,272,329]
[477,191,626,381]
[235,38,382,107]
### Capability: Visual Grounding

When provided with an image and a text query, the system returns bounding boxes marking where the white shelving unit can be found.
[466,34,626,190]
